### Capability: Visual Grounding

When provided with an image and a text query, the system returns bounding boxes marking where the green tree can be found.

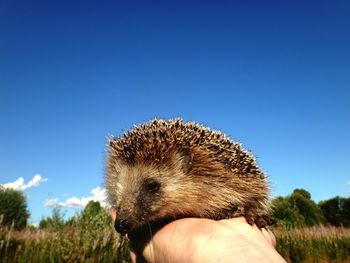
[75,201,111,243]
[271,189,324,229]
[0,186,30,230]
[319,196,350,227]
[319,196,343,226]
[77,200,110,231]
[271,196,304,229]
[342,198,350,227]
[290,189,324,226]
[292,188,311,199]
[39,207,65,231]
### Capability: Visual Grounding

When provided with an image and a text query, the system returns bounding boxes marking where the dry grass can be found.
[274,225,350,263]
[0,224,131,263]
[1,224,350,262]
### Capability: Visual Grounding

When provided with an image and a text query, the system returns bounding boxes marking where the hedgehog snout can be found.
[114,218,129,235]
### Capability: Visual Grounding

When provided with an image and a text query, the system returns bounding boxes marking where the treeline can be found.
[0,187,114,232]
[0,186,121,234]
[271,188,350,229]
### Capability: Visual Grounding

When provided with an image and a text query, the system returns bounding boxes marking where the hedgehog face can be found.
[111,164,165,233]
[106,148,197,235]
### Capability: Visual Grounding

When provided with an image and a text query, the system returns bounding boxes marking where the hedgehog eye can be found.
[144,179,160,194]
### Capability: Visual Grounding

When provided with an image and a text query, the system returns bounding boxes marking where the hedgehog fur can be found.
[106,118,270,235]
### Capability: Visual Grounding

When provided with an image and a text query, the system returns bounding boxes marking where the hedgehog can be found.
[106,118,271,237]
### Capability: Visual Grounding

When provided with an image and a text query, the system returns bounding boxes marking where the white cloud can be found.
[2,177,25,190]
[44,198,59,207]
[1,174,48,190]
[24,174,48,189]
[45,186,107,208]
[63,197,83,207]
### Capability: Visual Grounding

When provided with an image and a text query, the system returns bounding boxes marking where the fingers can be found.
[109,207,117,222]
[222,217,277,248]
[264,228,277,248]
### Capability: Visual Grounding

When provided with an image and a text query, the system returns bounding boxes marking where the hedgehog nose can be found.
[114,219,129,235]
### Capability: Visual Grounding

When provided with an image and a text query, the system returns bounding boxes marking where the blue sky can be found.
[1,1,349,225]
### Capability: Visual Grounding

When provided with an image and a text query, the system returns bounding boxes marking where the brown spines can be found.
[108,118,265,181]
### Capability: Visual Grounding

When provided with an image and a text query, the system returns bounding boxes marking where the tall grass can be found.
[274,226,350,263]
[1,223,350,262]
[0,224,131,263]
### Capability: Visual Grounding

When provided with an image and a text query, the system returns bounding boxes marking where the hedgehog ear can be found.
[178,147,193,172]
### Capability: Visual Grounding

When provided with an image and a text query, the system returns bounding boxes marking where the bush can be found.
[39,207,65,231]
[290,189,324,226]
[271,196,305,229]
[319,196,350,227]
[271,189,324,229]
[0,187,29,230]
[77,200,111,231]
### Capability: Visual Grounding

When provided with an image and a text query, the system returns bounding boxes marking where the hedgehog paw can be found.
[244,208,256,226]
[255,216,267,228]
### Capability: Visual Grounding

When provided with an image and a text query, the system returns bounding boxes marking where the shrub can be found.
[272,189,324,229]
[319,196,350,227]
[39,207,65,231]
[0,187,29,230]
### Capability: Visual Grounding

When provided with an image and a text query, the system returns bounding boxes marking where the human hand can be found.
[109,207,286,263]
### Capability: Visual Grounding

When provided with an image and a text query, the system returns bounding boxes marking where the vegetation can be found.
[39,207,65,231]
[272,188,328,229]
[275,226,350,263]
[0,200,131,263]
[319,196,350,227]
[0,220,131,263]
[0,187,29,230]
[1,188,350,262]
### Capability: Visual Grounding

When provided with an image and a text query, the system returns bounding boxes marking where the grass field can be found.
[0,224,131,263]
[275,226,350,263]
[1,224,350,262]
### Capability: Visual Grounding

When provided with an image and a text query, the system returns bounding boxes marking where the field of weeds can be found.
[0,224,131,263]
[1,224,350,263]
[275,226,350,262]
